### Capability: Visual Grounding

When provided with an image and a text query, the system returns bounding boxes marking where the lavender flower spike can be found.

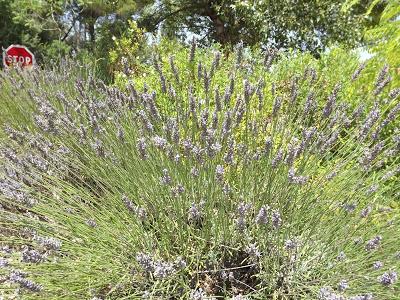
[22,249,45,263]
[215,165,225,182]
[378,270,398,286]
[35,236,62,251]
[137,137,148,159]
[255,205,269,225]
[351,62,366,81]
[288,168,309,185]
[271,209,282,229]
[160,169,172,185]
[188,201,205,223]
[323,83,341,118]
[189,37,196,63]
[272,97,282,116]
[337,279,348,292]
[365,235,382,251]
[136,252,154,273]
[10,271,42,292]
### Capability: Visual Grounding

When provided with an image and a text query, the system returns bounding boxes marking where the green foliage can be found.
[116,40,399,149]
[3,0,65,52]
[108,20,147,78]
[115,41,368,113]
[77,0,143,17]
[0,60,93,133]
[80,19,149,83]
[0,0,148,70]
[0,0,26,51]
[0,0,390,79]
[139,0,367,55]
[365,0,400,72]
[43,40,72,62]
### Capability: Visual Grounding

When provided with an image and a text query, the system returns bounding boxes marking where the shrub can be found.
[0,44,399,299]
[0,60,93,133]
[115,40,396,113]
[116,40,398,148]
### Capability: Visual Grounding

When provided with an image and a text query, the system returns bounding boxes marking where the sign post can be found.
[3,45,35,69]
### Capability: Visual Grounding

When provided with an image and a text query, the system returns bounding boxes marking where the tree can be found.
[138,0,369,55]
[0,0,25,50]
[0,0,65,52]
[0,0,144,51]
[74,0,139,46]
[0,0,75,64]
[364,0,400,69]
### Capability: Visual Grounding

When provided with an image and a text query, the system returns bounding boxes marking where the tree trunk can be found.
[204,2,227,45]
[88,21,95,47]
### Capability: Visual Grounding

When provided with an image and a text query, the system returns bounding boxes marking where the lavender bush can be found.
[0,45,399,299]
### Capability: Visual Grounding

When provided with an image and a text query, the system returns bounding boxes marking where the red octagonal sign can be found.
[3,44,35,68]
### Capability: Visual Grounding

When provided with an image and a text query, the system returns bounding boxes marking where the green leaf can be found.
[341,0,361,12]
[366,0,384,15]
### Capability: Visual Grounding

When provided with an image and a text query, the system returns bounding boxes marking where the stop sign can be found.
[3,44,35,68]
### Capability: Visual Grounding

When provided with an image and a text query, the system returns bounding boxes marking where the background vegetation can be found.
[0,0,399,299]
[1,0,397,81]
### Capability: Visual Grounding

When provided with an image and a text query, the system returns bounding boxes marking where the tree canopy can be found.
[138,0,368,54]
[0,0,396,79]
